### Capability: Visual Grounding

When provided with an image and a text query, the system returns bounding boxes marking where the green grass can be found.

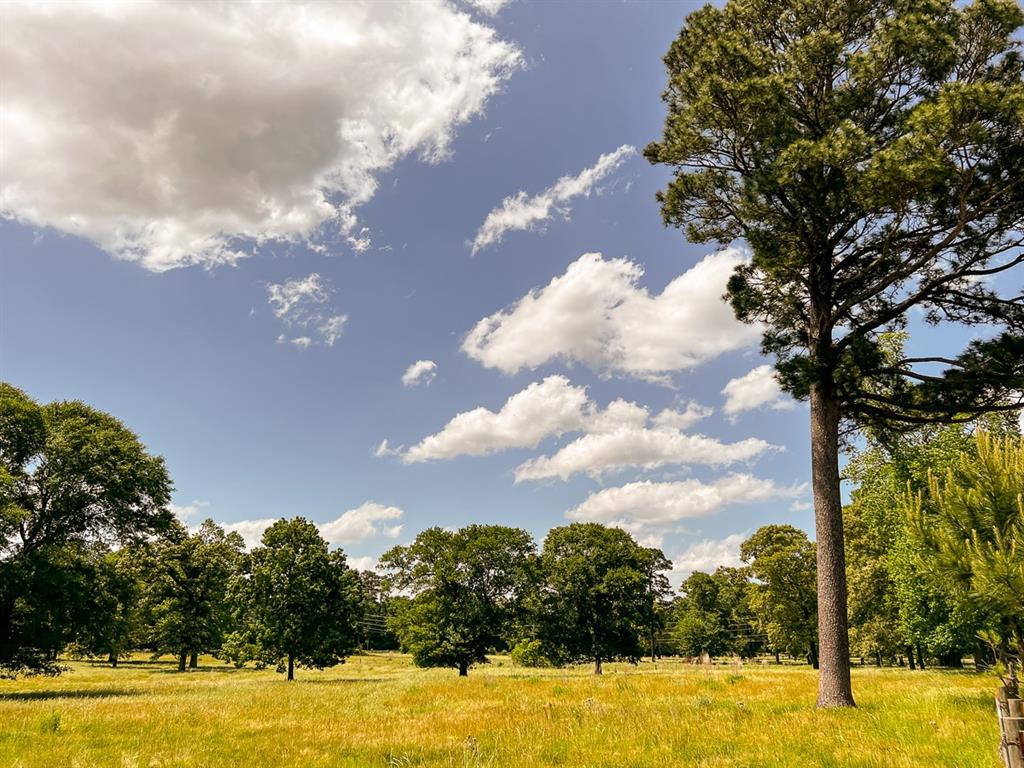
[0,653,999,767]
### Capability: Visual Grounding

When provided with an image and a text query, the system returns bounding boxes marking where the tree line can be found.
[3,382,1020,682]
[668,415,1023,677]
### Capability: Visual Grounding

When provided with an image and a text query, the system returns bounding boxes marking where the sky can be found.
[3,1,1017,583]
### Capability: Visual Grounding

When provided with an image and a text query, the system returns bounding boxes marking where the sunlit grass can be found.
[0,653,998,767]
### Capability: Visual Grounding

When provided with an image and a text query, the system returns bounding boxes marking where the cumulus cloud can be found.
[319,502,404,546]
[169,499,209,522]
[722,365,795,418]
[403,375,590,463]
[0,1,520,270]
[267,273,347,348]
[462,249,760,381]
[514,402,771,482]
[221,519,278,550]
[567,475,807,539]
[463,0,513,14]
[402,360,438,388]
[396,375,761,477]
[668,532,748,582]
[219,502,404,550]
[471,145,635,253]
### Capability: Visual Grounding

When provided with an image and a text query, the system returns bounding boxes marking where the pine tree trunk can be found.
[594,657,603,675]
[287,654,294,681]
[458,660,468,677]
[189,651,198,669]
[809,385,855,707]
[177,651,187,672]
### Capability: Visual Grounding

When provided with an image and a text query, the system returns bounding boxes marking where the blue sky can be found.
[7,0,1006,580]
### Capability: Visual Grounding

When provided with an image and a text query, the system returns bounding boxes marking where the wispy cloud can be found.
[267,273,348,349]
[470,145,635,253]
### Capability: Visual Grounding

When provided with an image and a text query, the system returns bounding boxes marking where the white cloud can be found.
[402,360,438,388]
[319,502,404,547]
[397,376,759,478]
[463,0,513,15]
[722,365,795,418]
[403,375,591,463]
[462,249,760,381]
[169,499,209,522]
[668,533,748,583]
[567,475,807,538]
[218,502,403,550]
[0,2,520,270]
[514,401,770,482]
[347,555,381,573]
[515,430,772,483]
[471,145,635,253]
[267,273,346,348]
[318,315,348,347]
[221,518,278,550]
[374,439,404,458]
[267,274,331,321]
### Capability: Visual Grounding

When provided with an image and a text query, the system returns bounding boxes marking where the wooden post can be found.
[998,688,1024,768]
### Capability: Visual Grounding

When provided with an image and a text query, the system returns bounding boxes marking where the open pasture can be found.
[0,653,996,768]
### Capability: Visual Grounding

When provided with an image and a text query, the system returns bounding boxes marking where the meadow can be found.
[0,653,998,768]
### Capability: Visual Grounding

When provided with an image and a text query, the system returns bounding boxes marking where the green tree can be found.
[647,0,1024,706]
[673,571,728,659]
[142,519,244,671]
[70,547,146,667]
[741,526,819,667]
[905,431,1024,666]
[380,525,536,676]
[227,518,362,680]
[0,383,172,675]
[538,523,671,674]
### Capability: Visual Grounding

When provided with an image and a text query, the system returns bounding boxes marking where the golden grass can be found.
[0,653,999,767]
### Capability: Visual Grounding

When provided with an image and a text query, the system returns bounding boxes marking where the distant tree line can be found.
[2,383,1021,680]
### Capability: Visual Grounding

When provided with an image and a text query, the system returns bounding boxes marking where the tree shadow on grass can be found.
[0,688,138,701]
[299,678,390,685]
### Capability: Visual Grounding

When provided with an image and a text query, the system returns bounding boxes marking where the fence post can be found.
[998,687,1024,768]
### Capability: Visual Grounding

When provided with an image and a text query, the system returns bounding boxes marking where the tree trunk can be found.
[875,651,882,668]
[915,642,925,670]
[809,386,855,707]
[177,651,187,672]
[458,660,468,677]
[775,651,780,665]
[287,654,295,680]
[906,646,916,670]
[189,651,198,669]
[808,642,819,670]
[594,657,603,675]
[109,653,118,668]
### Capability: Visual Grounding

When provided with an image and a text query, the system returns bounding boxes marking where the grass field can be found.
[0,652,999,768]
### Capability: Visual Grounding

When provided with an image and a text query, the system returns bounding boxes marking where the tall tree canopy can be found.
[227,518,361,680]
[647,0,1024,706]
[742,525,819,667]
[538,523,671,674]
[381,525,536,676]
[0,383,172,675]
[142,519,245,671]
